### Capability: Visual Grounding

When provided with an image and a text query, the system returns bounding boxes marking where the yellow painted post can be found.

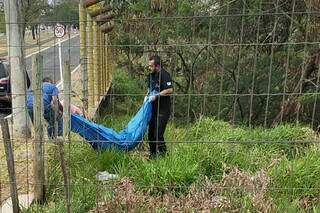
[105,34,110,89]
[107,39,113,89]
[104,33,107,92]
[105,35,108,91]
[98,29,102,99]
[93,22,100,103]
[79,3,88,112]
[100,32,105,94]
[98,29,103,96]
[87,15,94,108]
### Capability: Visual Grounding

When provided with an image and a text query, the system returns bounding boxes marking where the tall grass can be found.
[95,116,313,193]
[30,113,320,212]
[28,69,320,212]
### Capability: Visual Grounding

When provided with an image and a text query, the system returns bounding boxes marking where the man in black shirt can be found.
[147,55,173,158]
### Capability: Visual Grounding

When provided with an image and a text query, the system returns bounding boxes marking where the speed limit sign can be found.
[54,24,65,38]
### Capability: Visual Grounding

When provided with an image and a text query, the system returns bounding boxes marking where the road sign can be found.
[54,24,65,38]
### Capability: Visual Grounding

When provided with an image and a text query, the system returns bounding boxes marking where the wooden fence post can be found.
[63,62,71,139]
[87,15,94,109]
[93,22,100,103]
[99,30,104,95]
[79,2,88,113]
[32,54,45,203]
[59,60,72,213]
[1,119,20,213]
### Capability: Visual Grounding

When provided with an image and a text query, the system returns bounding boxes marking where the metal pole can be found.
[58,39,63,89]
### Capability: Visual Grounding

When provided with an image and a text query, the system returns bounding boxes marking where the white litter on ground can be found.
[96,171,119,181]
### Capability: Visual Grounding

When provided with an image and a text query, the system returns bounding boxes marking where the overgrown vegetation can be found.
[110,0,320,127]
[26,114,320,212]
[26,65,319,212]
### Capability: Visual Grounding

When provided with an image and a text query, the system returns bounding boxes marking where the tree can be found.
[22,0,49,41]
[45,0,79,26]
[4,0,30,137]
[108,0,320,126]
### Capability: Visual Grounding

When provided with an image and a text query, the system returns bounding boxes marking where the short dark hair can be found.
[149,55,162,67]
[43,77,53,83]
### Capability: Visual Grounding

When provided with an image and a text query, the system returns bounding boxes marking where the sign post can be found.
[54,24,66,88]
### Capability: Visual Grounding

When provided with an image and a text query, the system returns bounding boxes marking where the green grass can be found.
[24,113,320,212]
[269,146,320,211]
[24,67,320,212]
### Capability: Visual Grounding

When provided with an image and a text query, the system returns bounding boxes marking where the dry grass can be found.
[0,30,52,56]
[0,140,34,204]
[89,167,274,212]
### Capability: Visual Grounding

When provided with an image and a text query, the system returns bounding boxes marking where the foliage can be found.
[101,68,146,116]
[108,0,320,127]
[45,0,79,26]
[112,69,145,97]
[22,0,49,26]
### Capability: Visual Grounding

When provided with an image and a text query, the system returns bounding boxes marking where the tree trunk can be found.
[4,0,30,138]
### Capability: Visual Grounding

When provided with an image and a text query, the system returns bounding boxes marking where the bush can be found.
[112,69,145,95]
[108,69,146,115]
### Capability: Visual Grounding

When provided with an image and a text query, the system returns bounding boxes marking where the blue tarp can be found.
[71,98,153,151]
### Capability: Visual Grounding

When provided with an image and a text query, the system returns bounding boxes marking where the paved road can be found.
[0,35,80,115]
[25,35,80,83]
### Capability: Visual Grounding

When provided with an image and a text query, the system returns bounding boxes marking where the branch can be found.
[176,51,191,93]
[190,46,208,89]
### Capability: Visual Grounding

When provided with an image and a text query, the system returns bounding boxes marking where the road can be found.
[25,34,80,83]
[0,34,80,115]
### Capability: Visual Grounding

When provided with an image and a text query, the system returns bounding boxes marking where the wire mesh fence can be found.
[0,0,320,212]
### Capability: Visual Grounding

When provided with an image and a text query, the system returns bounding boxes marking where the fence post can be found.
[93,22,100,103]
[105,34,109,89]
[32,54,45,203]
[79,2,88,113]
[1,119,20,213]
[100,30,105,95]
[63,61,71,142]
[106,36,112,89]
[104,35,107,92]
[61,61,71,213]
[87,14,94,109]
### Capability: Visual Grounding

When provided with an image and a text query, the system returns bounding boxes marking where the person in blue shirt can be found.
[27,77,63,138]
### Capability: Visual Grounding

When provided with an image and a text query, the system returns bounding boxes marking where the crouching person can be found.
[27,77,63,139]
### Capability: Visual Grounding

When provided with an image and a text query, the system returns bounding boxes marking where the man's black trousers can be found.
[148,112,170,157]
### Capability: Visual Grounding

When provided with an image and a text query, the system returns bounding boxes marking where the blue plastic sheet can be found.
[71,98,153,151]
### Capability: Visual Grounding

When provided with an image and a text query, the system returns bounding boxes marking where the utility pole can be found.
[4,0,30,137]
